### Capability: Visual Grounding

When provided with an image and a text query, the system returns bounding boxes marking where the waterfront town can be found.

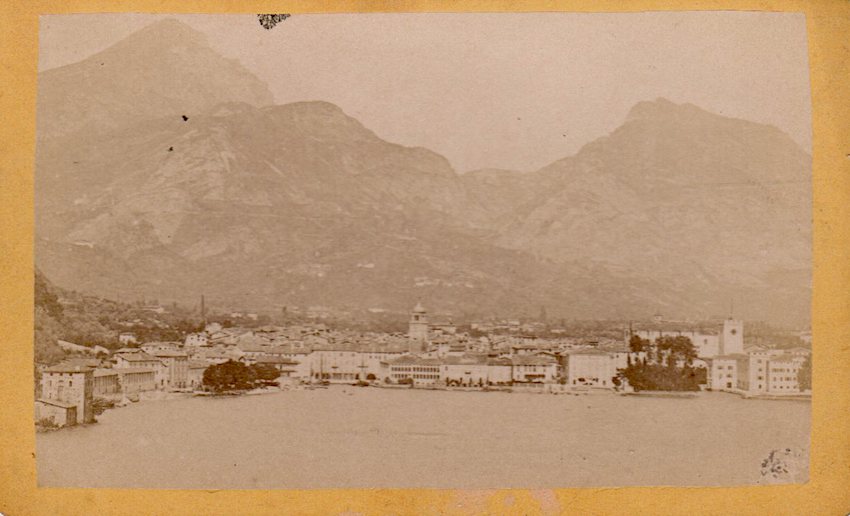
[35,300,812,429]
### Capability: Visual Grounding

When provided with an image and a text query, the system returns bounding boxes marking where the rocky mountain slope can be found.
[35,19,812,325]
[36,19,274,140]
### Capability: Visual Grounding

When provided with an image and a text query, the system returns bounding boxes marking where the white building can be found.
[184,333,208,347]
[383,355,441,386]
[511,355,560,384]
[440,355,511,387]
[736,347,786,394]
[766,354,808,394]
[564,349,616,388]
[708,355,740,391]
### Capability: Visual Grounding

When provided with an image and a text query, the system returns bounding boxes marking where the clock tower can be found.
[720,318,744,355]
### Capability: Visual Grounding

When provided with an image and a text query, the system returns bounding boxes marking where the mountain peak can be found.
[38,18,275,139]
[131,18,204,41]
[625,97,705,123]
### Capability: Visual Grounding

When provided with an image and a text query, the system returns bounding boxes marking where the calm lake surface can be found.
[37,387,810,488]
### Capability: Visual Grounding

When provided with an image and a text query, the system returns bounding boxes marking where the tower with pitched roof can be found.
[408,301,429,350]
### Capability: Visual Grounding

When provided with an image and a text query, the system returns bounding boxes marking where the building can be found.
[408,302,429,346]
[430,318,457,335]
[39,365,94,424]
[511,355,560,384]
[707,356,740,391]
[184,333,208,347]
[440,354,488,387]
[564,349,616,388]
[766,354,808,394]
[35,399,77,427]
[187,360,208,390]
[118,332,137,345]
[307,349,389,383]
[140,342,181,354]
[723,346,811,395]
[736,347,785,394]
[383,355,441,386]
[92,369,122,399]
[631,329,720,358]
[116,368,157,397]
[113,352,166,388]
[151,350,189,389]
[255,356,300,377]
[114,351,161,369]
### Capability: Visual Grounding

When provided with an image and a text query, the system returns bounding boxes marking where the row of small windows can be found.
[392,373,439,380]
[392,366,439,373]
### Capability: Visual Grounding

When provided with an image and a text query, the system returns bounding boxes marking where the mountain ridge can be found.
[34,20,812,326]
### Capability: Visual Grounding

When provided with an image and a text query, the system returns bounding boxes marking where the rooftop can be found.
[36,398,77,409]
[511,355,558,365]
[256,356,300,365]
[115,352,159,362]
[151,350,188,358]
[385,355,442,366]
[115,367,157,375]
[44,365,93,374]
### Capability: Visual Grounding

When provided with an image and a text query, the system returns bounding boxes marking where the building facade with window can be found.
[383,355,442,385]
[708,356,740,391]
[564,350,616,388]
[39,365,94,424]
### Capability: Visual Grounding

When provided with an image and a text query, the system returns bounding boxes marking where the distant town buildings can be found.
[35,302,811,429]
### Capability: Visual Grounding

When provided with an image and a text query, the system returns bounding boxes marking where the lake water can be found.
[36,387,810,489]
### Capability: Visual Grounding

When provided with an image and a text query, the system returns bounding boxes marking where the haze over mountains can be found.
[35,19,811,326]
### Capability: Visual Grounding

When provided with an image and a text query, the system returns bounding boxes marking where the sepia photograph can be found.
[32,11,812,489]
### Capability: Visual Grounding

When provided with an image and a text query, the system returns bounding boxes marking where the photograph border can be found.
[1,0,848,514]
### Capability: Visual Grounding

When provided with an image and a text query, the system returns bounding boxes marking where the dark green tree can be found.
[202,360,259,393]
[250,363,281,384]
[628,335,649,353]
[797,354,812,391]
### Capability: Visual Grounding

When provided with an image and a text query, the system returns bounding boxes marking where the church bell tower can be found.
[408,301,429,352]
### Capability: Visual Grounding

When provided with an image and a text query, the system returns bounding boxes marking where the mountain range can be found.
[34,19,812,326]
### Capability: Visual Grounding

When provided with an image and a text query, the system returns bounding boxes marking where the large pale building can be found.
[383,355,442,386]
[564,349,617,388]
[151,350,189,389]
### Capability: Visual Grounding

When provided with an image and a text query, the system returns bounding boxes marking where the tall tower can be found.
[408,301,429,351]
[720,318,744,355]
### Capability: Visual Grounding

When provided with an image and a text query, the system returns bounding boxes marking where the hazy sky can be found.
[39,12,811,173]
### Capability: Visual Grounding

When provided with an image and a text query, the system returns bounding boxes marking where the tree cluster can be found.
[201,361,281,393]
[619,362,703,392]
[620,334,704,391]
